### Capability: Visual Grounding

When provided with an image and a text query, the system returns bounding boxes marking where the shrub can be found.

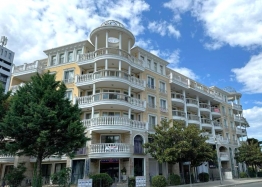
[51,167,71,187]
[257,171,262,177]
[152,175,167,187]
[185,174,195,184]
[4,162,26,187]
[198,172,209,182]
[168,173,181,185]
[240,172,248,178]
[128,177,135,187]
[89,173,113,187]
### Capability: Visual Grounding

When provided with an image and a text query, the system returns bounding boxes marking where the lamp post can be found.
[215,138,223,185]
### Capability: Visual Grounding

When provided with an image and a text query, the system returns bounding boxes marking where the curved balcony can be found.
[171,93,184,107]
[232,103,242,111]
[214,122,223,131]
[211,107,221,117]
[187,114,200,124]
[89,143,131,158]
[0,154,15,162]
[201,118,212,128]
[78,48,144,71]
[199,103,210,113]
[75,70,145,91]
[77,93,145,111]
[186,98,198,111]
[172,110,186,121]
[82,117,146,132]
[236,128,247,136]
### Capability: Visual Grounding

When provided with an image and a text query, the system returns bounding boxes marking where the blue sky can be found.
[1,0,262,140]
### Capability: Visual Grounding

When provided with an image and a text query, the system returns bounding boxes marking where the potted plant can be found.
[121,167,127,175]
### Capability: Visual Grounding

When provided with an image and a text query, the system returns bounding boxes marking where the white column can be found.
[119,32,122,55]
[183,90,188,126]
[144,158,147,177]
[105,59,108,76]
[95,35,98,51]
[94,62,97,72]
[56,52,59,65]
[47,54,51,66]
[106,31,108,54]
[128,86,131,97]
[128,66,131,74]
[73,48,77,61]
[196,96,201,130]
[128,39,131,53]
[82,45,85,53]
[91,107,94,118]
[93,84,96,95]
[128,108,131,119]
[64,50,67,63]
[11,65,15,73]
[119,61,121,77]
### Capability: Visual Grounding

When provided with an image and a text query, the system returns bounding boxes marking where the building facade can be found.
[1,20,249,185]
[0,41,14,93]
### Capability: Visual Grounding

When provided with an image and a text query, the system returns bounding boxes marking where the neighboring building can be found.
[1,20,249,184]
[0,37,14,93]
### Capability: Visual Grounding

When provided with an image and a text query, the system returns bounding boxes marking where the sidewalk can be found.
[171,178,262,187]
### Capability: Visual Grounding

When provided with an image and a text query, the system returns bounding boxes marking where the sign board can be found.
[183,161,191,165]
[78,179,92,187]
[136,176,146,187]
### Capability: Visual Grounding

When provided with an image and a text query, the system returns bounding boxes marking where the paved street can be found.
[171,178,262,187]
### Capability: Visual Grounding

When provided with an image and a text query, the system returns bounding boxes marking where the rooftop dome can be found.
[101,20,125,28]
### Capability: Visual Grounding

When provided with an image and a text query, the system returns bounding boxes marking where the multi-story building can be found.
[1,20,249,185]
[0,37,14,93]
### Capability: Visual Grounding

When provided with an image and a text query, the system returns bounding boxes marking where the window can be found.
[68,51,73,62]
[160,99,167,112]
[226,133,229,140]
[0,49,3,55]
[55,163,66,173]
[154,62,157,72]
[147,76,155,89]
[4,51,7,57]
[160,65,163,74]
[77,49,82,55]
[65,90,73,101]
[159,81,166,93]
[102,112,120,116]
[101,135,120,143]
[224,119,228,128]
[148,115,156,130]
[64,69,74,83]
[134,135,143,154]
[230,121,234,129]
[140,56,144,61]
[148,95,156,108]
[222,106,225,115]
[147,59,151,68]
[59,54,64,64]
[51,55,56,66]
[8,53,11,59]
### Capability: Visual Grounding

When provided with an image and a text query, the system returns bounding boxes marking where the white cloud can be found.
[244,106,262,140]
[163,0,193,21]
[254,101,262,105]
[232,52,262,94]
[164,0,262,49]
[148,21,180,38]
[0,0,150,65]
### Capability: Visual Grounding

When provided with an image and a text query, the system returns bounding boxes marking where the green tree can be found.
[235,140,262,176]
[0,83,11,151]
[144,120,215,166]
[0,72,89,187]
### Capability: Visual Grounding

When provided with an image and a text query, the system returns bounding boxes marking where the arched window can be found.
[134,135,143,154]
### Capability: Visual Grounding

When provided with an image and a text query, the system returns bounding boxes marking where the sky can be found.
[1,0,262,140]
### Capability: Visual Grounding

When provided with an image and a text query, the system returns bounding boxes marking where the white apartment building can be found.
[1,20,249,185]
[0,40,14,93]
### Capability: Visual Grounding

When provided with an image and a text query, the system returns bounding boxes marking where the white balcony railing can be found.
[0,154,14,159]
[13,60,47,73]
[220,152,229,160]
[201,118,212,124]
[160,107,168,113]
[187,114,199,121]
[199,103,210,110]
[76,70,145,88]
[232,103,242,110]
[172,110,185,117]
[78,48,144,68]
[211,107,221,113]
[77,93,145,108]
[82,117,146,130]
[186,98,198,105]
[90,143,130,153]
[236,128,247,135]
[171,93,184,101]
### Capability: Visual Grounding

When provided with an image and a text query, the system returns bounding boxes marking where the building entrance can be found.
[100,159,119,180]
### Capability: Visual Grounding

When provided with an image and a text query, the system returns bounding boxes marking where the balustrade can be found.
[90,143,130,153]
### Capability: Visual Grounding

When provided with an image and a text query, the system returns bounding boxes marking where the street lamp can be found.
[215,138,223,185]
